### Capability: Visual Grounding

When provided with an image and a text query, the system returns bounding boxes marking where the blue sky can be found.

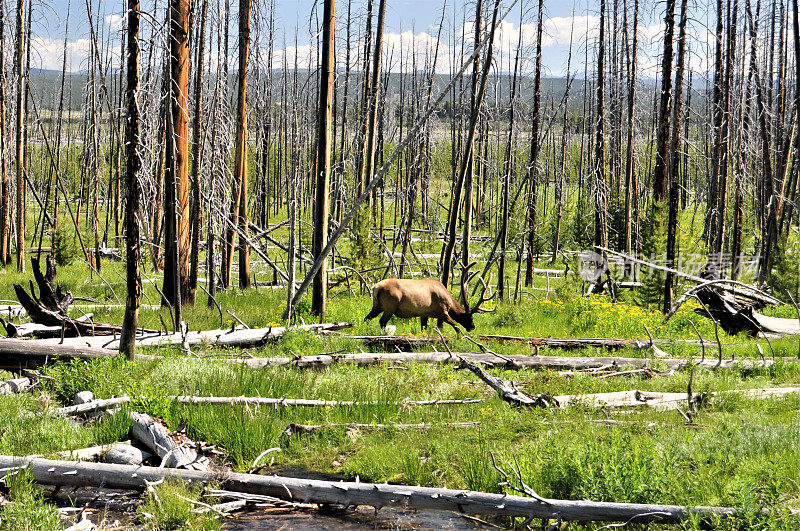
[23,0,688,77]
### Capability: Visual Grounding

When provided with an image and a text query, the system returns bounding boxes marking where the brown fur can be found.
[364,278,476,332]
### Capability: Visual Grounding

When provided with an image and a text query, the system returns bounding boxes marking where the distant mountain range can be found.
[23,67,666,115]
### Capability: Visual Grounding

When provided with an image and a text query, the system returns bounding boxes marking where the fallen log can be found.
[2,339,787,374]
[2,322,61,339]
[334,334,716,352]
[172,395,482,408]
[0,338,138,370]
[131,412,210,471]
[285,422,481,436]
[55,396,131,416]
[0,456,739,522]
[598,247,783,307]
[226,351,776,372]
[36,322,353,350]
[0,377,33,394]
[554,386,800,410]
[457,358,553,408]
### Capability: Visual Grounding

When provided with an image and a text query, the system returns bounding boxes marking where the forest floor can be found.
[1,258,800,529]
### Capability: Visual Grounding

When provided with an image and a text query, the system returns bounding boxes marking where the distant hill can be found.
[24,68,661,117]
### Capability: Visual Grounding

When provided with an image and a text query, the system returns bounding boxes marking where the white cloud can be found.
[105,13,124,32]
[30,36,91,72]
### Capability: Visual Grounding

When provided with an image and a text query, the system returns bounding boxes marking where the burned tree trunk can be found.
[652,0,676,204]
[163,0,191,311]
[524,0,544,285]
[235,0,252,289]
[441,0,500,287]
[311,0,335,319]
[14,0,25,272]
[664,0,688,313]
[120,0,143,360]
[12,256,124,337]
[594,0,609,248]
[0,0,8,267]
[187,0,209,305]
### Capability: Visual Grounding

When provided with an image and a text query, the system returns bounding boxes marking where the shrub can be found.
[53,222,78,266]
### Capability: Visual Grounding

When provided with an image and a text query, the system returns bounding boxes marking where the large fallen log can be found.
[333,334,715,352]
[598,247,783,307]
[35,322,353,350]
[2,339,787,373]
[56,442,153,465]
[554,387,800,410]
[0,338,137,370]
[227,351,776,371]
[0,456,739,522]
[172,395,482,407]
[55,396,131,416]
[131,412,210,471]
[682,288,800,337]
[284,422,481,436]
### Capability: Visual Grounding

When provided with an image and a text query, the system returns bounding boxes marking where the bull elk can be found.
[364,262,494,333]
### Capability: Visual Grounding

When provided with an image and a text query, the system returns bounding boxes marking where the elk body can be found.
[364,263,493,333]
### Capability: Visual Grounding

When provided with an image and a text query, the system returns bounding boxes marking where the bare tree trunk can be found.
[664,0,688,313]
[594,0,609,248]
[14,0,25,272]
[235,0,252,289]
[187,0,209,305]
[0,0,8,267]
[752,0,778,279]
[524,0,544,285]
[120,0,142,360]
[360,0,386,209]
[652,0,676,204]
[707,0,729,266]
[461,0,482,271]
[440,0,500,288]
[311,0,335,319]
[499,4,523,298]
[551,15,575,264]
[163,0,191,317]
[623,0,639,261]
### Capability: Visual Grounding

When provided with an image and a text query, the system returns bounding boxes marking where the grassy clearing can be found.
[3,259,800,529]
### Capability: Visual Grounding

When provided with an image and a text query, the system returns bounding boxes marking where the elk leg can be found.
[379,312,393,328]
[441,312,461,334]
[364,308,381,322]
[420,317,428,330]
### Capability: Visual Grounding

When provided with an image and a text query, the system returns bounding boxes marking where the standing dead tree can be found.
[0,0,8,267]
[594,0,609,249]
[163,0,191,315]
[441,0,500,288]
[14,0,25,272]
[311,0,335,320]
[120,0,143,360]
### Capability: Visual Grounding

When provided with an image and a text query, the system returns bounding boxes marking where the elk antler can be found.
[471,272,496,314]
[460,261,496,313]
[460,261,478,309]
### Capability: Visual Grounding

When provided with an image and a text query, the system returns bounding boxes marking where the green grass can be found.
[3,257,800,529]
[0,470,61,531]
[137,479,221,531]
